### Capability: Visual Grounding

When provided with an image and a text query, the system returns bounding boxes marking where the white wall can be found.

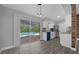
[0,5,41,49]
[0,5,13,49]
[0,7,3,49]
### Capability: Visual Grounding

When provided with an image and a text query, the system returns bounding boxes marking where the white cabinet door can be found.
[60,34,71,48]
[59,23,66,32]
[42,21,48,28]
[49,23,54,29]
[43,32,47,41]
[65,15,71,27]
[51,32,55,39]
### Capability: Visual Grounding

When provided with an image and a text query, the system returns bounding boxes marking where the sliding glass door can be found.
[30,21,40,42]
[20,20,40,44]
[20,20,30,44]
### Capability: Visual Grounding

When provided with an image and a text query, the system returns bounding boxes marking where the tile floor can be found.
[1,37,79,54]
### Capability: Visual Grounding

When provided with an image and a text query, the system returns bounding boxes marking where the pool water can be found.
[20,32,39,37]
[21,32,36,35]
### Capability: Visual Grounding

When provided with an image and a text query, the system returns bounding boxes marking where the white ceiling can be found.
[2,4,71,23]
[62,4,71,15]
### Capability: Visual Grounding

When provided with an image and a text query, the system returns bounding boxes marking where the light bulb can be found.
[57,16,60,18]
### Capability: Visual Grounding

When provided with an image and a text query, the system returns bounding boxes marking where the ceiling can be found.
[2,4,71,23]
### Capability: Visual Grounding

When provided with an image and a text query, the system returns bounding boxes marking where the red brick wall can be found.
[71,4,77,48]
[77,15,79,35]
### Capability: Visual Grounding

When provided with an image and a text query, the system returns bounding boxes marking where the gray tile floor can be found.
[1,38,79,54]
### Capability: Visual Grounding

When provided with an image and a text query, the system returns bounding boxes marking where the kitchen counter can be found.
[60,31,71,34]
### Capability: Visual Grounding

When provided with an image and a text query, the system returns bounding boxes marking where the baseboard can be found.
[0,45,15,52]
[70,48,76,51]
[60,43,73,50]
[0,49,2,53]
[77,38,79,40]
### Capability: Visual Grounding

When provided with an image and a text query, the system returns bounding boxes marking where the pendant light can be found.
[37,4,42,17]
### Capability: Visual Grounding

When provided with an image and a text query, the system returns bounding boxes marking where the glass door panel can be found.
[30,21,40,42]
[20,20,30,44]
[20,20,40,44]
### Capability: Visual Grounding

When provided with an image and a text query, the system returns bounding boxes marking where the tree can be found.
[20,22,40,33]
[31,24,40,33]
[20,23,29,32]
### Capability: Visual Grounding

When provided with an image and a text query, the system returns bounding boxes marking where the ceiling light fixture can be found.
[57,16,61,18]
[37,4,42,17]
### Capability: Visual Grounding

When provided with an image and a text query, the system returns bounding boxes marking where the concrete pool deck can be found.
[21,35,40,44]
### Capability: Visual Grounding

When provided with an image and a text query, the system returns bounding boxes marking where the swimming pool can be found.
[20,32,39,37]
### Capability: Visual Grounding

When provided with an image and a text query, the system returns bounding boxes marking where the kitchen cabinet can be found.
[42,32,55,41]
[59,22,66,32]
[42,32,50,41]
[65,15,71,27]
[60,33,71,48]
[43,32,47,41]
[50,32,55,39]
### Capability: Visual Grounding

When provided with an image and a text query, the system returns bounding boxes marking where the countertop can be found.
[59,31,71,34]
